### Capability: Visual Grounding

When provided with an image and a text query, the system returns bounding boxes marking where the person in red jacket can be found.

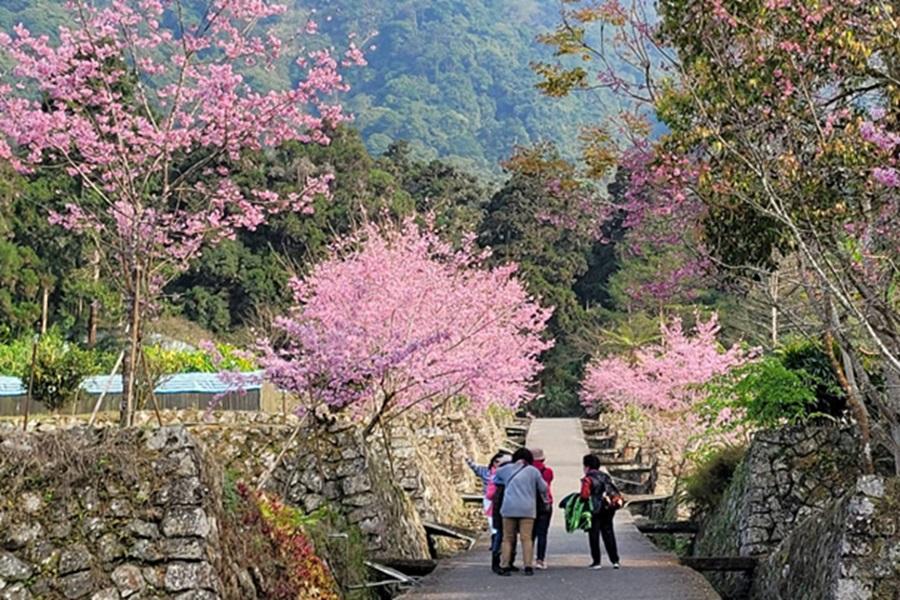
[530,447,554,569]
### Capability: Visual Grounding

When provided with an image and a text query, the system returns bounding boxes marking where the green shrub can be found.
[776,338,846,417]
[143,343,257,374]
[21,333,104,411]
[684,445,746,513]
[0,337,32,376]
[701,353,821,430]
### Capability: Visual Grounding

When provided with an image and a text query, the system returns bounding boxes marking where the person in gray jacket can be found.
[493,447,549,576]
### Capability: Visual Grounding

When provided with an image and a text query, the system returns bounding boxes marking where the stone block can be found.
[127,539,163,563]
[162,508,211,538]
[164,562,216,592]
[154,478,203,506]
[26,540,59,568]
[58,570,94,599]
[125,520,158,539]
[2,522,42,550]
[108,499,132,518]
[835,578,870,600]
[111,564,144,597]
[856,475,884,498]
[141,566,164,588]
[81,517,106,540]
[97,534,125,563]
[160,538,206,561]
[0,552,32,582]
[0,583,32,600]
[90,589,120,600]
[18,493,42,515]
[59,544,92,576]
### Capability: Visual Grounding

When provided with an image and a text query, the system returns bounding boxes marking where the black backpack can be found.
[588,472,624,513]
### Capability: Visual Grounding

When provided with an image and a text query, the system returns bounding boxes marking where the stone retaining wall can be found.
[594,411,682,496]
[693,422,864,599]
[0,426,246,600]
[695,423,862,559]
[752,476,900,600]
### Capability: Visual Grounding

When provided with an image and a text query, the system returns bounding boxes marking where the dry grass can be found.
[0,427,149,500]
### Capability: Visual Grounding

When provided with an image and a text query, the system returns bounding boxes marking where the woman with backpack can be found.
[529,448,554,569]
[492,447,550,576]
[580,453,622,570]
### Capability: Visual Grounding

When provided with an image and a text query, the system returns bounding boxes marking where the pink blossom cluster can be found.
[615,146,712,304]
[582,313,749,462]
[581,313,746,413]
[260,219,553,421]
[0,0,361,284]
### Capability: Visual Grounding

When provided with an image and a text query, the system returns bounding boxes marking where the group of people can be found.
[466,448,621,576]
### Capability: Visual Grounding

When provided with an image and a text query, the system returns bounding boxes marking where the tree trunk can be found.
[87,248,100,347]
[824,330,874,474]
[119,266,142,428]
[87,301,99,348]
[769,272,779,347]
[883,368,900,476]
[40,286,49,335]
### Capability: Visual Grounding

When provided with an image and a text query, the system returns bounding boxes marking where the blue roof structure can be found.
[0,376,25,396]
[0,371,263,397]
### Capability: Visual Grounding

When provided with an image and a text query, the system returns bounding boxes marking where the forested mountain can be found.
[0,0,612,175]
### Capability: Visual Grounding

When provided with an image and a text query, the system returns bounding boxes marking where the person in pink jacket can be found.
[530,448,554,569]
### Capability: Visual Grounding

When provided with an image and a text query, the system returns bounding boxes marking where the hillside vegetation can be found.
[0,0,612,175]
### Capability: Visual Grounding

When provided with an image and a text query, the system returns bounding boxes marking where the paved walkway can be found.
[404,418,720,599]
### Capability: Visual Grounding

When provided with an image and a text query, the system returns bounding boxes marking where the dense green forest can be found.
[0,0,612,176]
[0,122,630,415]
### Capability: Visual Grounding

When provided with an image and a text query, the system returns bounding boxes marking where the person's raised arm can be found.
[466,457,490,480]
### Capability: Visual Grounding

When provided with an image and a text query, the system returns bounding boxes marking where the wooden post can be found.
[22,339,38,432]
[88,350,125,427]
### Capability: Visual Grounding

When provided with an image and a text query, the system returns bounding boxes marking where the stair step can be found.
[608,464,654,474]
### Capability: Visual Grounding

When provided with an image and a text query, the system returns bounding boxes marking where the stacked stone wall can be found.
[595,411,682,495]
[0,426,254,600]
[695,423,862,559]
[752,476,900,600]
[693,422,865,599]
[388,411,505,528]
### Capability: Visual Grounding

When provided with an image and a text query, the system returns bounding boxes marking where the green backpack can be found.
[561,493,592,532]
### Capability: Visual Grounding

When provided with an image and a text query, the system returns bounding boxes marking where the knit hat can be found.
[531,448,545,461]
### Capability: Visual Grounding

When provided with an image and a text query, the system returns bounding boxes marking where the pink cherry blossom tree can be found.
[260,218,552,435]
[0,0,365,425]
[581,313,749,470]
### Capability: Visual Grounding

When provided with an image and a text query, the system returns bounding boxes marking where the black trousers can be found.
[588,509,619,565]
[532,509,552,561]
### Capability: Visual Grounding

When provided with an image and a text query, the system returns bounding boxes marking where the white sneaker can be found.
[613,562,620,569]
[535,560,547,570]
[589,563,602,570]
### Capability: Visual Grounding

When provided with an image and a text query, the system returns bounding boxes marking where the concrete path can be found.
[404,418,719,599]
